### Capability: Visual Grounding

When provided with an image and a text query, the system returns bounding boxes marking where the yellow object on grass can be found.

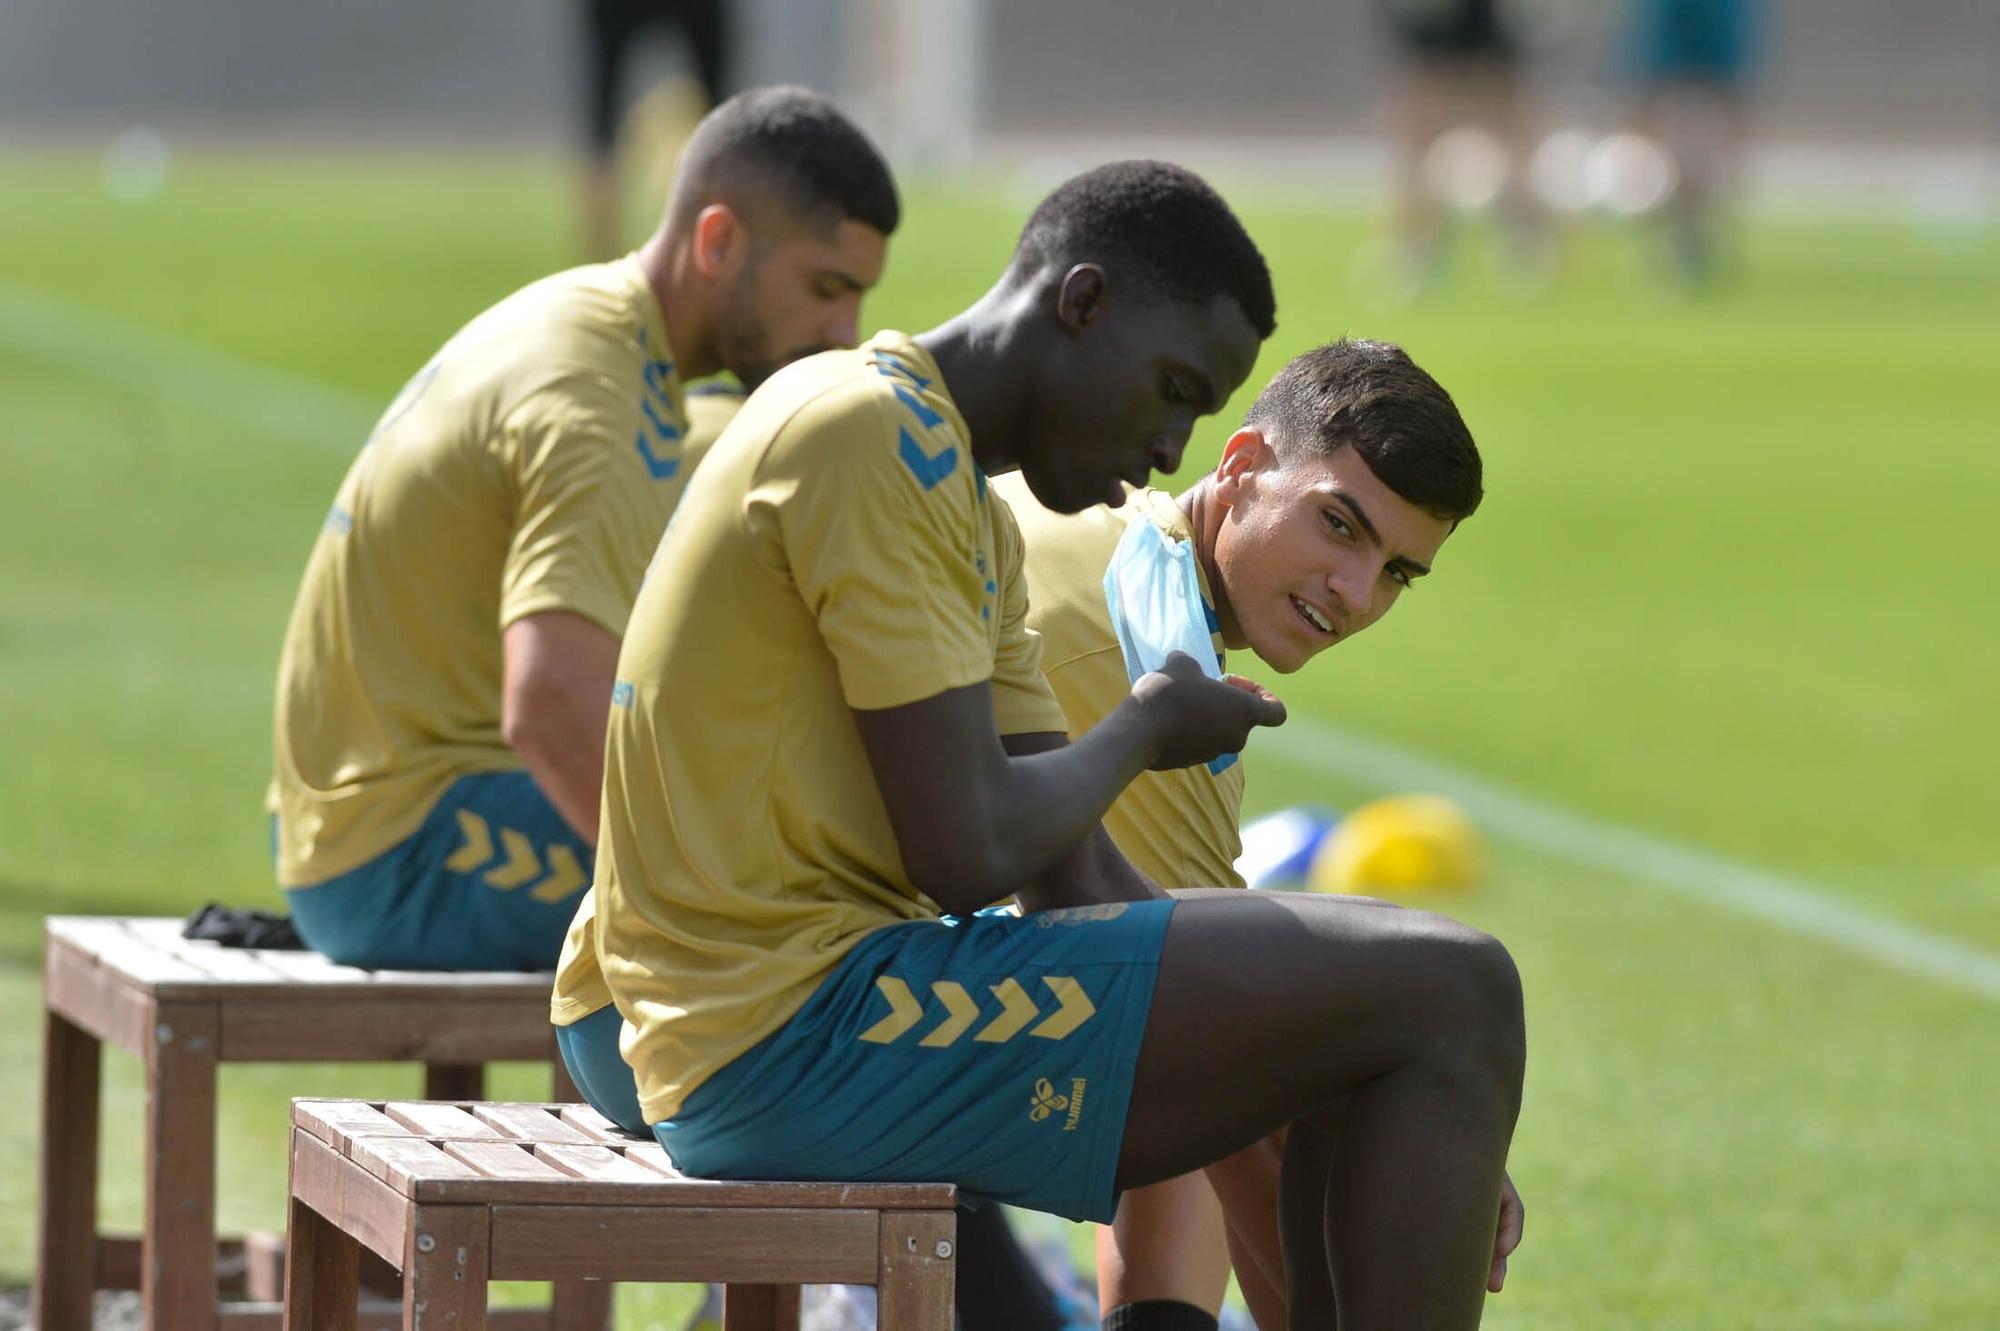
[1308,793,1485,895]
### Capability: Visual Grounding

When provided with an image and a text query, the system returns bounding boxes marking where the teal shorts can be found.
[555,1003,648,1137]
[285,771,591,971]
[647,900,1176,1223]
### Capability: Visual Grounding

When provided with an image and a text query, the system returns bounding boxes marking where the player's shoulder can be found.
[757,334,976,502]
[456,257,660,389]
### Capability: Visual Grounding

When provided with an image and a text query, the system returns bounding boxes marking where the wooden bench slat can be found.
[408,1171,957,1207]
[170,945,296,984]
[294,1100,415,1146]
[48,918,214,984]
[239,949,381,983]
[383,1103,501,1139]
[555,1103,632,1142]
[221,998,554,1063]
[535,1144,662,1183]
[620,1142,683,1177]
[56,916,561,999]
[363,967,555,989]
[443,1140,566,1180]
[474,1103,593,1143]
[349,1136,481,1194]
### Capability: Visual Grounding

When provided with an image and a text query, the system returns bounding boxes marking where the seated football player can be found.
[994,338,1519,1330]
[268,87,894,970]
[557,160,1527,1331]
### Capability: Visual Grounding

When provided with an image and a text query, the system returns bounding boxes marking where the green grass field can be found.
[2,145,1996,1328]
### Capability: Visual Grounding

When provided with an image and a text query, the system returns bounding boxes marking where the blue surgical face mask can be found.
[1103,512,1238,775]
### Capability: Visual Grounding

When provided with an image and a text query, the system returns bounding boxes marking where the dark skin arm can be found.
[851,652,1283,916]
[999,730,1164,913]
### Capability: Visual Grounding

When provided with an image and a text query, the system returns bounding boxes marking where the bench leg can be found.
[548,1280,614,1331]
[722,1284,800,1331]
[424,1062,486,1101]
[405,1204,488,1329]
[146,999,219,1331]
[545,1044,612,1327]
[284,1191,360,1331]
[33,1006,101,1331]
[877,1211,955,1331]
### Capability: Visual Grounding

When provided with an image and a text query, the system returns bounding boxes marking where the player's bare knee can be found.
[1448,928,1526,1102]
[1409,917,1525,1083]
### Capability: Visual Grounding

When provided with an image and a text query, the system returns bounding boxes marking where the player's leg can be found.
[1117,890,1524,1330]
[954,1205,1070,1331]
[1095,1175,1232,1322]
[1209,1131,1288,1330]
[672,0,731,108]
[576,0,633,258]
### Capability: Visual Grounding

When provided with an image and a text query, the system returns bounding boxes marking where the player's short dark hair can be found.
[671,85,899,236]
[1246,339,1483,523]
[1005,161,1276,339]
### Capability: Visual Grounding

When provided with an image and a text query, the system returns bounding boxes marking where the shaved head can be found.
[666,86,899,242]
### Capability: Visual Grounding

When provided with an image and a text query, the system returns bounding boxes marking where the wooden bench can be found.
[285,1098,959,1331]
[33,915,610,1330]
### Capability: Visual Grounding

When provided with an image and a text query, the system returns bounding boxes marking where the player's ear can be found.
[691,204,747,280]
[1212,427,1269,507]
[1054,263,1108,335]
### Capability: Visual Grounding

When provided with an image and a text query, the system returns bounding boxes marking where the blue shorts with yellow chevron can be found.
[653,899,1177,1224]
[285,771,590,971]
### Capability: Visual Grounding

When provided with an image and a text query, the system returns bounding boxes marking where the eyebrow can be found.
[1330,491,1432,579]
[817,269,870,294]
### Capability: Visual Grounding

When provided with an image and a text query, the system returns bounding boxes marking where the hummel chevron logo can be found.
[445,810,588,903]
[634,428,679,480]
[892,383,946,430]
[898,425,958,490]
[856,974,1097,1047]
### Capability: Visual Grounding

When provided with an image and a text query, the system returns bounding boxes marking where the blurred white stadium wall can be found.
[1,0,1993,205]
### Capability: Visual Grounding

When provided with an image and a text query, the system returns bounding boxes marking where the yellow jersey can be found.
[271,256,689,888]
[990,476,1247,890]
[549,380,746,1025]
[555,332,1068,1122]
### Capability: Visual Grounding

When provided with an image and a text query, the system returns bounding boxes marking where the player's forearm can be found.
[949,700,1168,909]
[1013,824,1164,913]
[503,686,608,845]
[499,611,620,845]
[513,733,603,846]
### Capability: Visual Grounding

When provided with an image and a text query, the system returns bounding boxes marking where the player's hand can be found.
[1128,651,1285,771]
[1490,1170,1525,1293]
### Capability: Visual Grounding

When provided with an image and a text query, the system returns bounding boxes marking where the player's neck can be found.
[639,229,722,382]
[915,290,1037,475]
[1180,476,1243,649]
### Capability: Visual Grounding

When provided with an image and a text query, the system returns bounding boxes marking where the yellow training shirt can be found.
[271,256,688,888]
[549,381,747,1026]
[990,476,1247,890]
[556,332,1068,1121]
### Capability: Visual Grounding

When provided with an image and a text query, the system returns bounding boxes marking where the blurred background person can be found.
[1621,0,1764,285]
[578,0,733,258]
[1376,0,1553,290]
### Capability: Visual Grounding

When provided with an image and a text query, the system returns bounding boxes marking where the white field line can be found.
[1261,717,2000,1003]
[0,282,376,451]
[8,283,1999,1002]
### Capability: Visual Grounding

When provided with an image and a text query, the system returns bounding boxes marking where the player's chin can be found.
[1023,465,1092,515]
[1254,624,1319,675]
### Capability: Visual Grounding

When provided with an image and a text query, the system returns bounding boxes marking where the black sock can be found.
[1102,1300,1220,1331]
[952,1204,1067,1331]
